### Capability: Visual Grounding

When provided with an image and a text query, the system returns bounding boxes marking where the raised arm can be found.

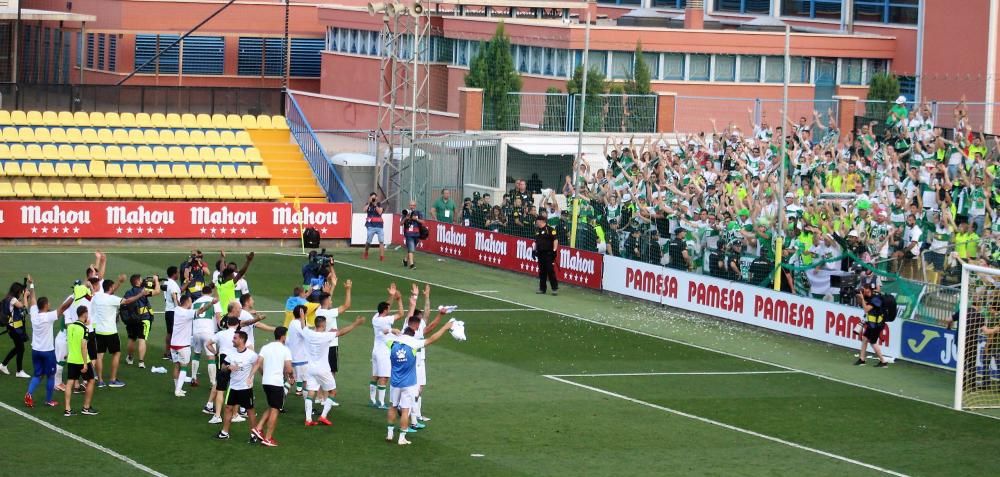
[235,252,255,281]
[336,316,366,337]
[422,320,455,347]
[26,275,36,308]
[336,279,352,315]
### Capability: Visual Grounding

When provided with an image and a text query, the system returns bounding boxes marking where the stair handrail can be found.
[284,91,353,203]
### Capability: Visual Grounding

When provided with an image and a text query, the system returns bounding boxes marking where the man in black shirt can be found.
[668,228,691,271]
[123,274,161,369]
[606,219,622,256]
[532,215,559,296]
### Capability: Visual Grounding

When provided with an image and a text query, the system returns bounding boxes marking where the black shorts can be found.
[863,322,885,343]
[125,318,151,340]
[164,311,175,334]
[227,388,254,409]
[215,368,231,391]
[66,363,94,381]
[87,334,98,360]
[95,333,121,354]
[262,385,284,410]
[328,346,339,374]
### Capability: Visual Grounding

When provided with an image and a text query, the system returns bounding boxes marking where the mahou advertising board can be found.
[396,218,603,289]
[0,201,352,239]
[602,256,902,356]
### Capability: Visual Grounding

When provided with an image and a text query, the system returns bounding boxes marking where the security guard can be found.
[122,274,161,368]
[533,215,559,296]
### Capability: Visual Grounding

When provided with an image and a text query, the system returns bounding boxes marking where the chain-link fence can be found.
[500,92,657,133]
[674,96,838,135]
[398,134,503,214]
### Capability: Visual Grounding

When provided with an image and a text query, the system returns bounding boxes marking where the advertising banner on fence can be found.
[397,218,603,289]
[350,213,395,245]
[900,320,958,369]
[602,256,902,356]
[0,201,352,239]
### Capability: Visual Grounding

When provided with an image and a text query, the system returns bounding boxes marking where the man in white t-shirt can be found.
[302,314,364,426]
[24,276,72,408]
[191,283,221,389]
[170,295,217,398]
[55,276,98,392]
[90,275,148,388]
[216,330,259,441]
[407,284,449,427]
[161,266,182,361]
[250,327,293,447]
[237,294,275,351]
[285,305,311,397]
[370,283,405,409]
[205,315,240,423]
[314,279,352,404]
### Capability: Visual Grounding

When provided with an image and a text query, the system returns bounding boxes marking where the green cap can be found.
[738,208,750,217]
[856,200,871,211]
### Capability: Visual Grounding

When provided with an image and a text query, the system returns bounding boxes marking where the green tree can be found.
[567,65,608,132]
[465,23,522,130]
[624,42,654,132]
[541,87,567,132]
[865,72,901,133]
[606,83,626,133]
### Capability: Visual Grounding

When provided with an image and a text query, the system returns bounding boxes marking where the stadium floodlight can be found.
[954,262,1000,410]
[367,2,388,16]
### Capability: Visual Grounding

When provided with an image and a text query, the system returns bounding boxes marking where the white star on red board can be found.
[116,227,123,234]
[62,227,69,233]
[157,227,164,234]
[281,228,288,234]
[41,227,48,233]
[240,228,246,234]
[200,227,207,234]
[72,227,79,234]
[30,227,37,233]
[126,227,133,234]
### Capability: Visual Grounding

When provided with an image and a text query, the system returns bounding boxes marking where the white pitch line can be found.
[0,402,167,477]
[543,375,910,477]
[149,308,530,315]
[550,371,801,377]
[331,257,1000,422]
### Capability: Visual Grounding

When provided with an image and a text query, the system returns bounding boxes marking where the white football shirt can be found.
[315,308,340,347]
[90,291,123,335]
[170,307,196,348]
[258,341,292,387]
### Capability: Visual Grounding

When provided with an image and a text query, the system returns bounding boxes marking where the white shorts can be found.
[292,362,309,381]
[305,363,336,392]
[170,346,192,365]
[372,350,390,378]
[192,332,214,356]
[55,330,68,363]
[416,357,426,386]
[390,385,418,410]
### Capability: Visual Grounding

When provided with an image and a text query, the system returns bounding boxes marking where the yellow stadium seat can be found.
[138,164,156,178]
[31,181,48,197]
[204,164,223,179]
[73,112,91,127]
[0,180,13,198]
[34,128,52,143]
[0,144,10,160]
[65,182,84,198]
[10,144,26,159]
[2,126,19,142]
[200,184,218,199]
[153,146,169,162]
[151,113,168,128]
[246,148,262,163]
[13,180,31,198]
[4,162,22,176]
[232,185,250,200]
[105,112,122,128]
[98,128,114,144]
[198,147,215,162]
[122,164,141,178]
[106,163,125,178]
[234,131,253,146]
[65,128,82,143]
[104,145,122,161]
[42,111,59,126]
[10,110,28,125]
[196,114,212,129]
[21,162,40,177]
[226,114,243,129]
[26,144,44,160]
[113,129,130,144]
[204,130,223,146]
[89,145,107,161]
[73,145,90,160]
[189,130,206,145]
[274,114,290,129]
[183,147,199,162]
[41,144,58,158]
[174,129,191,145]
[119,112,136,127]
[82,128,100,144]
[214,147,231,163]
[0,110,10,125]
[166,184,184,199]
[116,183,134,198]
[256,115,272,129]
[168,146,184,162]
[166,113,183,129]
[216,184,233,198]
[133,183,152,199]
[135,113,153,128]
[136,146,153,161]
[188,164,206,178]
[211,114,227,129]
[120,145,139,162]
[128,129,144,144]
[50,128,67,143]
[264,185,282,200]
[89,112,107,127]
[71,163,90,178]
[171,164,190,179]
[241,114,258,129]
[144,129,160,144]
[159,130,176,145]
[150,184,168,199]
[48,182,67,198]
[235,165,254,180]
[253,165,271,180]
[154,164,173,179]
[26,111,44,125]
[248,185,267,200]
[182,184,201,199]
[89,161,107,178]
[99,182,118,199]
[56,111,74,126]
[181,114,198,129]
[55,163,73,177]
[82,182,99,198]
[18,127,35,142]
[38,162,57,177]
[230,148,247,163]
[222,131,243,146]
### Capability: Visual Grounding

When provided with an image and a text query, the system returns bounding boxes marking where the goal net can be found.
[954,263,1000,410]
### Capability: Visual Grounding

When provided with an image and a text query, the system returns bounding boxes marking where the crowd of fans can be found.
[433,97,1000,290]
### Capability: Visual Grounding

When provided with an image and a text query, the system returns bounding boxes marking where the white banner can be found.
[350,213,395,246]
[602,256,902,357]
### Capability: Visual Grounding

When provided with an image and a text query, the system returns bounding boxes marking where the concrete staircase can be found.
[248,129,327,203]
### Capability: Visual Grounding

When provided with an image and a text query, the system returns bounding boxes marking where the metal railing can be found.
[674,96,839,134]
[497,92,658,132]
[285,91,353,203]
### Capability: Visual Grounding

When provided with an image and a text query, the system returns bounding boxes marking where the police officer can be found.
[533,215,559,296]
[855,284,889,367]
[123,274,160,369]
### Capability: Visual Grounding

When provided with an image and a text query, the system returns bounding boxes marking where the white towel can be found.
[438,305,458,314]
[448,318,466,341]
[150,366,168,374]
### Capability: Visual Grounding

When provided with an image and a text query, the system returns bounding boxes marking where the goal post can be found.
[954,262,1000,410]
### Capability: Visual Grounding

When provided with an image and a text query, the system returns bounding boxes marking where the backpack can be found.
[0,296,11,327]
[418,223,430,240]
[881,293,898,322]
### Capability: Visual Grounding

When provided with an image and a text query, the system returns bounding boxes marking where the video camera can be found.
[310,248,334,270]
[303,249,334,285]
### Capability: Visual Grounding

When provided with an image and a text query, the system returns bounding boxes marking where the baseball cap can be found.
[848,230,859,238]
[785,192,794,199]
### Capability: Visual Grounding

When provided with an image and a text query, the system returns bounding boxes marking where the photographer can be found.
[854,284,889,367]
[363,192,386,261]
[123,274,161,369]
[1,281,29,377]
[402,200,424,270]
[182,251,210,299]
